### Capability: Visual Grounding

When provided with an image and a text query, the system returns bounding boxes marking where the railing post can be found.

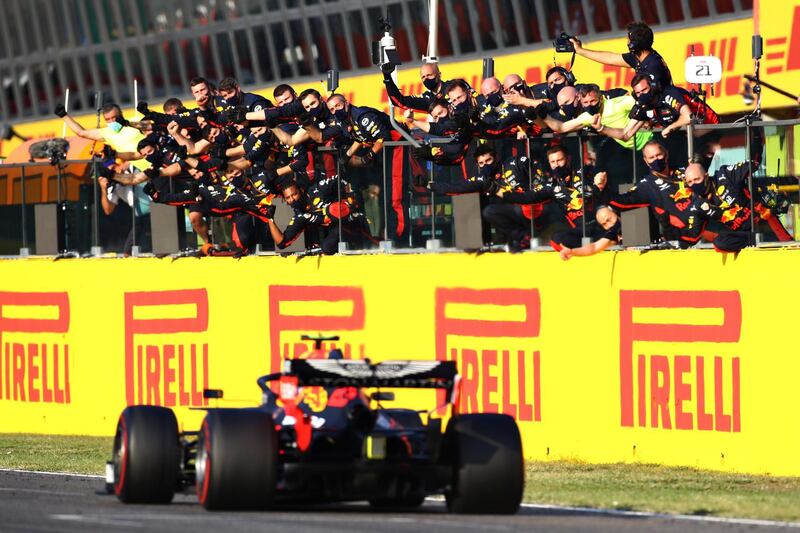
[380,146,392,252]
[427,157,441,250]
[19,164,29,256]
[91,156,103,256]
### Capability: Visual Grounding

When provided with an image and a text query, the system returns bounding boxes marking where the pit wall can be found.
[0,249,797,476]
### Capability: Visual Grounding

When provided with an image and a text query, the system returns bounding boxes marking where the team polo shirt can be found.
[575,95,652,150]
[103,125,151,172]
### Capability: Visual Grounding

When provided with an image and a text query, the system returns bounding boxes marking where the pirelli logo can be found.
[268,285,366,373]
[0,292,71,404]
[435,288,541,421]
[620,290,742,432]
[124,289,210,407]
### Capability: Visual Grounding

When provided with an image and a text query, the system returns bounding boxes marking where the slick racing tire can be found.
[196,409,278,510]
[112,406,180,504]
[444,414,523,514]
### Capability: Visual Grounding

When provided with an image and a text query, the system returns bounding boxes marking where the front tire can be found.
[196,409,278,510]
[112,405,180,504]
[444,414,523,514]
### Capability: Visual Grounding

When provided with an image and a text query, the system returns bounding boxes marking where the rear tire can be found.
[112,405,180,504]
[444,414,523,514]
[196,409,278,510]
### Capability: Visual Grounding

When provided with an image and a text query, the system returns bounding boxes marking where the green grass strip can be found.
[1,434,798,522]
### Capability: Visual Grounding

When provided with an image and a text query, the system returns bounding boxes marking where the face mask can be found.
[481,161,499,177]
[487,92,503,108]
[452,101,470,115]
[636,91,654,106]
[690,181,708,196]
[333,109,348,122]
[647,157,667,173]
[221,93,240,107]
[583,104,600,115]
[310,105,326,118]
[549,83,566,99]
[423,78,439,92]
[108,121,123,133]
[560,103,578,119]
[145,153,159,165]
[552,165,572,180]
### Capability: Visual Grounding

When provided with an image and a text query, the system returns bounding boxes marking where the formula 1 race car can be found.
[106,336,523,513]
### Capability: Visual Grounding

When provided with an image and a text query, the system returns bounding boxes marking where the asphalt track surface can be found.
[1,470,797,533]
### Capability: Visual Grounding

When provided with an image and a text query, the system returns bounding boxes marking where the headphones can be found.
[546,65,576,87]
[645,73,661,94]
[633,73,661,95]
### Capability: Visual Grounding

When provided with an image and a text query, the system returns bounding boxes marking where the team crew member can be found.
[496,145,606,250]
[600,141,706,247]
[215,77,271,115]
[267,178,375,255]
[569,84,653,187]
[626,73,719,167]
[427,145,538,248]
[559,206,622,260]
[225,126,285,195]
[683,162,792,252]
[570,22,673,88]
[55,103,150,172]
[324,93,414,242]
[382,62,453,112]
[628,74,719,138]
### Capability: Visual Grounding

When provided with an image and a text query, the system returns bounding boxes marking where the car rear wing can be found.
[285,359,458,390]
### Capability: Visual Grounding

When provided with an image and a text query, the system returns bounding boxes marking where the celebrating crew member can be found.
[683,161,792,252]
[559,206,622,260]
[570,21,673,88]
[600,141,706,247]
[496,145,606,251]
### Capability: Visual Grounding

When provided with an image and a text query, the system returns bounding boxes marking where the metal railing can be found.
[0,0,750,122]
[1,114,797,257]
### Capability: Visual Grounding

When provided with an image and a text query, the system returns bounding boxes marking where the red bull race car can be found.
[106,336,524,513]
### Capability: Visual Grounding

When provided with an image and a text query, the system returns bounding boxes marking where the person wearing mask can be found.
[570,21,673,88]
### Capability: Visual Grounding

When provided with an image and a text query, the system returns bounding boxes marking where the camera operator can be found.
[96,160,153,255]
[570,22,672,88]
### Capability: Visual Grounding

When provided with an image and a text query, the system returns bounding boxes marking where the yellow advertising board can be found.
[4,2,800,159]
[0,249,799,477]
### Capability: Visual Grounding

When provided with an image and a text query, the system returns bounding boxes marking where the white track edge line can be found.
[1,472,796,528]
[0,468,104,479]
[424,498,799,529]
[519,503,800,529]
